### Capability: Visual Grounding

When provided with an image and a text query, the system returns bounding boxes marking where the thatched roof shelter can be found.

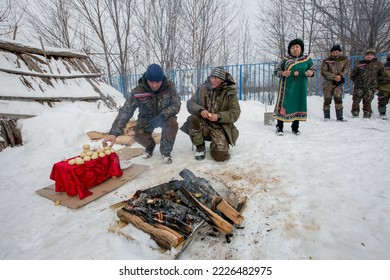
[0,38,124,151]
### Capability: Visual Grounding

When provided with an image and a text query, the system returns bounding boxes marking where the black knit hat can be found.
[330,44,342,52]
[287,39,304,56]
[146,63,164,82]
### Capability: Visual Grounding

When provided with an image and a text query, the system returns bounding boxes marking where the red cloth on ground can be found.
[50,153,123,199]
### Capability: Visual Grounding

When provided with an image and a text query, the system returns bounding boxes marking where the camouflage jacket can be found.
[320,55,350,85]
[109,74,181,136]
[379,58,390,92]
[351,58,385,90]
[186,73,241,145]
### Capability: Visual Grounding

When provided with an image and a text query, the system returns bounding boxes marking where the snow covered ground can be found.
[0,94,389,278]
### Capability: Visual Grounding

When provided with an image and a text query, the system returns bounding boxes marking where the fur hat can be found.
[365,48,376,55]
[287,39,304,56]
[210,67,226,80]
[330,44,341,52]
[146,63,164,82]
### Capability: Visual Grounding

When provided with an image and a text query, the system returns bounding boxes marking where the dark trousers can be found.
[134,116,178,156]
[277,120,299,131]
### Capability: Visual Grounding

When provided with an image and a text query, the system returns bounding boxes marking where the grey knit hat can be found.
[210,67,226,80]
[365,48,376,55]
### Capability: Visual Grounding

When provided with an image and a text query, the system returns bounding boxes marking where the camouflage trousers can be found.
[377,90,390,115]
[185,115,230,162]
[351,88,375,117]
[134,116,178,156]
[323,84,344,111]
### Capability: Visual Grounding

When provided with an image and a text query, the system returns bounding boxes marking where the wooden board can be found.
[35,147,147,209]
[36,163,149,209]
[87,131,161,145]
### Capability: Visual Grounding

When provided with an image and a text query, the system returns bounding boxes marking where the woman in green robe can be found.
[273,39,315,136]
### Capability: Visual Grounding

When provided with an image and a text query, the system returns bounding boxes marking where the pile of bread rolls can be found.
[67,144,115,165]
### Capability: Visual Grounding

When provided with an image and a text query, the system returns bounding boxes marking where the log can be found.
[0,66,101,79]
[178,187,233,234]
[117,208,184,250]
[0,96,100,102]
[216,199,244,225]
[179,169,243,225]
[0,39,89,58]
[236,196,247,214]
[179,169,220,209]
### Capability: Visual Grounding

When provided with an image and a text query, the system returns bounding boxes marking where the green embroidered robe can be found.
[273,55,315,122]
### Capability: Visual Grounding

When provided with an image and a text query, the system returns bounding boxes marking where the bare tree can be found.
[313,0,390,54]
[179,0,238,70]
[133,0,183,73]
[25,0,80,48]
[104,0,136,95]
[255,0,294,60]
[0,0,25,39]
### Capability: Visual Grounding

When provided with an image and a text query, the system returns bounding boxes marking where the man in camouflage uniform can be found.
[351,48,385,118]
[320,44,350,121]
[103,64,181,164]
[180,67,241,162]
[377,54,390,120]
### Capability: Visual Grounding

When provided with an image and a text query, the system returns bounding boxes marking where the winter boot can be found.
[380,114,388,120]
[275,126,284,136]
[291,120,300,135]
[142,142,156,159]
[363,111,371,119]
[162,154,173,164]
[336,109,346,122]
[195,143,206,160]
[324,110,330,121]
[275,120,284,136]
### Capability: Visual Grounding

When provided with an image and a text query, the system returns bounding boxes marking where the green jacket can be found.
[320,55,350,85]
[184,73,241,145]
[351,58,384,90]
[379,57,390,93]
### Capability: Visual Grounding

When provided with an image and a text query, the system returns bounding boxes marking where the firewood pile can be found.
[87,119,160,146]
[0,118,23,152]
[114,169,246,252]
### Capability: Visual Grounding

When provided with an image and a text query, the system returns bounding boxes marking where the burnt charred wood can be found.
[133,180,185,199]
[235,196,247,214]
[179,169,221,210]
[176,190,210,223]
[123,193,204,238]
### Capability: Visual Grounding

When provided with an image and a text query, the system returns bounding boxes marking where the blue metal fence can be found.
[109,53,389,103]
